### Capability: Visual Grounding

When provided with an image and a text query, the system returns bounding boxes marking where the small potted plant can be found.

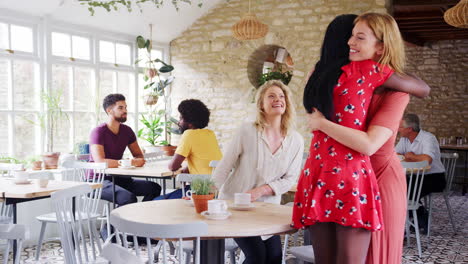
[138,110,165,153]
[191,177,216,213]
[26,156,43,170]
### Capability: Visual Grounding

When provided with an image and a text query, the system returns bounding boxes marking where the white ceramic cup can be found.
[208,200,228,215]
[37,178,49,188]
[234,193,251,206]
[13,171,28,182]
[118,159,132,167]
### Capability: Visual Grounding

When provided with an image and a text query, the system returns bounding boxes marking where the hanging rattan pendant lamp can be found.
[232,0,268,40]
[444,0,468,28]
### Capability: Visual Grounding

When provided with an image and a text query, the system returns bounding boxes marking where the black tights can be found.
[234,235,282,264]
[308,222,371,264]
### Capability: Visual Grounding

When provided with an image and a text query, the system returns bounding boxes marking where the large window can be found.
[0,15,168,159]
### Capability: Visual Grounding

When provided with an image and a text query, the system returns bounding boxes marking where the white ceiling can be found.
[0,0,225,43]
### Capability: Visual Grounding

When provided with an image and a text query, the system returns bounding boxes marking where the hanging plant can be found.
[79,0,205,15]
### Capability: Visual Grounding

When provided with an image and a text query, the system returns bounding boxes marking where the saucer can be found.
[230,203,255,211]
[14,179,32,185]
[118,166,136,169]
[201,211,231,220]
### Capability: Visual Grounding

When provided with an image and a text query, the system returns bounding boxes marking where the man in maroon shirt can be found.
[90,94,161,206]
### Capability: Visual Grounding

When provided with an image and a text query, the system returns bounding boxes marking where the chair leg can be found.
[229,249,236,264]
[444,193,457,233]
[184,251,191,264]
[282,234,289,264]
[3,239,11,264]
[405,212,411,246]
[427,194,433,237]
[14,240,22,264]
[412,209,422,258]
[35,221,48,260]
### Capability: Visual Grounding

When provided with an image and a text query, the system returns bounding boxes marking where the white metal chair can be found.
[426,152,459,236]
[35,161,108,261]
[0,163,25,225]
[0,224,27,264]
[403,160,429,258]
[282,202,314,264]
[50,184,105,264]
[103,212,208,264]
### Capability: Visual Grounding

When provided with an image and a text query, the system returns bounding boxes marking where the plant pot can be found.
[161,145,177,156]
[145,94,159,105]
[144,145,161,153]
[32,161,43,170]
[192,193,215,214]
[42,152,60,169]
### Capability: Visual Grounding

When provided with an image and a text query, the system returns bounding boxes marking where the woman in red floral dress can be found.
[292,13,409,264]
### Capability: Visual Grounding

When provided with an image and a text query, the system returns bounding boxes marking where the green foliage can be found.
[138,110,165,146]
[258,69,293,87]
[79,0,204,15]
[0,156,23,164]
[191,177,215,195]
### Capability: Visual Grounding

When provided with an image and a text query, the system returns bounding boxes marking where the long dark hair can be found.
[303,14,357,120]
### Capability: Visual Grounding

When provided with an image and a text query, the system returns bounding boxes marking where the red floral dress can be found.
[292,60,393,231]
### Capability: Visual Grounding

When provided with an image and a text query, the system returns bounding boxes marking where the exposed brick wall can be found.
[170,0,388,148]
[405,40,468,140]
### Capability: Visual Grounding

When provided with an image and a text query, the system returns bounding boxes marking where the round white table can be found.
[111,199,294,263]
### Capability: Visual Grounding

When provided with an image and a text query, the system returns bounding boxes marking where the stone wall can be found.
[169,0,387,148]
[405,40,468,140]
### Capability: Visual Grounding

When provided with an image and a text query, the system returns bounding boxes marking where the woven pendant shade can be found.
[232,13,268,40]
[444,0,468,28]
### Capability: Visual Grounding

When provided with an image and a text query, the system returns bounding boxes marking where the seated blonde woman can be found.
[213,80,304,264]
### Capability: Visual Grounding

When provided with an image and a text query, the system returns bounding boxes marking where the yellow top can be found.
[175,129,222,174]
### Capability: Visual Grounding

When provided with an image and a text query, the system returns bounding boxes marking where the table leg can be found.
[112,175,116,209]
[162,179,166,196]
[12,203,17,263]
[463,151,467,196]
[199,239,225,264]
[173,177,176,189]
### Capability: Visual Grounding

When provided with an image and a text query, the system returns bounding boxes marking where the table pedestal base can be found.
[200,239,225,264]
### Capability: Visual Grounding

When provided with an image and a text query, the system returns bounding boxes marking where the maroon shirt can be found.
[89,123,136,162]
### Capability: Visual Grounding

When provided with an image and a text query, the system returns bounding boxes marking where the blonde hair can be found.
[254,80,295,136]
[355,13,406,74]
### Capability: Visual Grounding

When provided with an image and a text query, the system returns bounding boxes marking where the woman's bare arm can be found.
[383,73,430,98]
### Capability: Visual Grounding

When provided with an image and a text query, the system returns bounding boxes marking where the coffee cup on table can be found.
[13,171,29,184]
[208,200,228,215]
[118,159,132,168]
[234,193,251,206]
[37,178,49,188]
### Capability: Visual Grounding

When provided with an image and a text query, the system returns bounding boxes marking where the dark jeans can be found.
[408,172,446,198]
[234,235,282,264]
[101,176,161,206]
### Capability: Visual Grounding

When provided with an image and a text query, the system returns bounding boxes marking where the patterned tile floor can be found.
[1,192,467,263]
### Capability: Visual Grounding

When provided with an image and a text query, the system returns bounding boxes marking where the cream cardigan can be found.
[213,122,304,204]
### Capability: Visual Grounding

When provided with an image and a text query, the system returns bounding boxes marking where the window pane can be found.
[0,59,10,110]
[137,48,163,68]
[14,112,38,158]
[72,35,90,60]
[0,113,9,156]
[52,32,71,57]
[74,67,94,111]
[117,72,135,112]
[53,117,71,153]
[74,112,95,144]
[0,23,8,49]
[51,64,72,110]
[99,70,115,108]
[13,60,39,110]
[116,43,131,66]
[11,25,33,53]
[99,41,115,63]
[138,73,147,111]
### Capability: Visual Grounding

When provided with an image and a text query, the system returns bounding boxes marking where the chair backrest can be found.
[0,163,24,177]
[440,152,459,193]
[402,161,429,208]
[0,224,28,264]
[176,174,211,198]
[209,160,219,168]
[61,161,107,215]
[109,212,208,264]
[51,184,102,264]
[75,154,91,162]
